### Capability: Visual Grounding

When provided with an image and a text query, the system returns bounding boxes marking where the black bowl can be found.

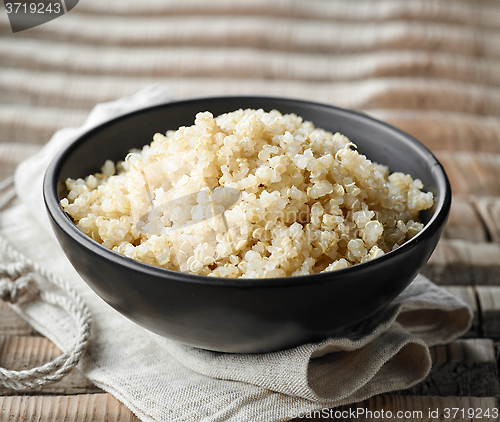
[43,96,451,353]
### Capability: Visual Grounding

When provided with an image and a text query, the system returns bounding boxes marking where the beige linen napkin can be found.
[0,86,472,422]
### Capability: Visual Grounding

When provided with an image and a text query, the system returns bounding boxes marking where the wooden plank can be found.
[364,81,500,116]
[2,43,500,88]
[431,339,495,364]
[0,393,498,422]
[0,336,100,395]
[0,104,88,145]
[291,396,500,421]
[436,152,500,197]
[406,339,500,397]
[423,240,500,286]
[423,240,473,285]
[2,11,500,57]
[376,111,500,153]
[0,393,140,422]
[69,0,500,30]
[0,143,40,182]
[476,286,500,339]
[474,196,500,243]
[468,244,500,285]
[344,395,500,422]
[443,196,487,243]
[0,301,37,336]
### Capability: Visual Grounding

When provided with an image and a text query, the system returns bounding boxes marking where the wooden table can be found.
[1,0,500,420]
[1,248,500,421]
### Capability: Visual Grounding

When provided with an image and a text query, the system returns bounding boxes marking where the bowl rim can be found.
[43,95,452,288]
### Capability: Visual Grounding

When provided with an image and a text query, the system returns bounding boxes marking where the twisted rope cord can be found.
[0,179,91,390]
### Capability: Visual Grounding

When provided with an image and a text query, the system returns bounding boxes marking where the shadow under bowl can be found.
[43,96,451,353]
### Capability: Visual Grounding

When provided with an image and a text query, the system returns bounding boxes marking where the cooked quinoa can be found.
[61,109,434,278]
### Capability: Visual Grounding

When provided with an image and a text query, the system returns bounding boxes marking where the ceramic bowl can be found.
[43,96,451,353]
